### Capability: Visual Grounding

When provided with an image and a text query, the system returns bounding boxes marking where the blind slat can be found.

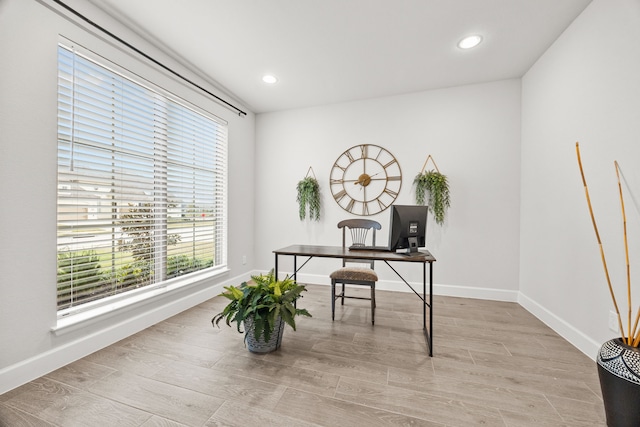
[57,43,227,312]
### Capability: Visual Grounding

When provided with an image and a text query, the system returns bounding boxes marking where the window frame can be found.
[55,39,229,327]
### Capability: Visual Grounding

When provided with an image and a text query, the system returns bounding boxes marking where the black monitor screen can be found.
[388,205,428,253]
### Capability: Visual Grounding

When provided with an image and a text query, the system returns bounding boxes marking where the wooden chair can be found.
[330,219,382,325]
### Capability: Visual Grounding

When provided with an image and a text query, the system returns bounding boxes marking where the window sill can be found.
[52,267,228,336]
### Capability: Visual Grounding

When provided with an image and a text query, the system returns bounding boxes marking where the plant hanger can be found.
[305,166,317,179]
[420,154,441,174]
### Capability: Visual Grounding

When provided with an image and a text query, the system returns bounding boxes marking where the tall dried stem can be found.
[632,307,640,346]
[576,143,625,341]
[614,161,632,344]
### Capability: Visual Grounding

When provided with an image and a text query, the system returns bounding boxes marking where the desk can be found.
[273,245,436,356]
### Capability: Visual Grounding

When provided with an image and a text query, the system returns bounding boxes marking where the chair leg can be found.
[371,285,375,325]
[341,283,345,305]
[331,280,336,321]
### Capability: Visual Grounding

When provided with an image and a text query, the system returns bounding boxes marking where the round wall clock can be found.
[330,144,402,216]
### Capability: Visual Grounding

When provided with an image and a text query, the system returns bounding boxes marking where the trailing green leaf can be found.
[414,170,451,225]
[296,177,321,221]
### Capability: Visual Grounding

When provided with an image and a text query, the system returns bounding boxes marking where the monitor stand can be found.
[407,237,419,253]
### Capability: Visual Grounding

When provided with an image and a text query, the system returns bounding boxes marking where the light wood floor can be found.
[1,284,606,426]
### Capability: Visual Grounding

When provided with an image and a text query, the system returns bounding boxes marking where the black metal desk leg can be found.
[293,256,297,282]
[422,261,433,357]
[275,253,279,281]
[429,261,433,356]
[423,261,426,334]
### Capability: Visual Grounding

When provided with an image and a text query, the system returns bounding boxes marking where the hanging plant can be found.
[414,170,450,225]
[414,169,451,226]
[296,174,321,221]
[414,155,450,226]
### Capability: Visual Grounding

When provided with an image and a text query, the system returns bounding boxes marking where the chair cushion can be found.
[330,267,378,282]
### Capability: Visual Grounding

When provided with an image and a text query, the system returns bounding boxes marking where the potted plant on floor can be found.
[576,143,640,426]
[211,269,311,353]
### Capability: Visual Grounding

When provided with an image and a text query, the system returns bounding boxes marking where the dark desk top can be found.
[274,244,436,263]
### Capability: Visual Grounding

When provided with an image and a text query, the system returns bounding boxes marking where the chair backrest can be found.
[337,219,382,269]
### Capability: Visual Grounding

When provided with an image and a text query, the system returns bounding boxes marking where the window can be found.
[56,42,227,313]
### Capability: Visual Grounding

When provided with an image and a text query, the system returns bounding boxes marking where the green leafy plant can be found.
[167,255,213,278]
[57,250,103,309]
[296,176,321,221]
[414,170,451,225]
[118,203,181,285]
[211,269,311,343]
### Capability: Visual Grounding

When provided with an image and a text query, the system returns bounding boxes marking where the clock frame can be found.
[330,144,402,216]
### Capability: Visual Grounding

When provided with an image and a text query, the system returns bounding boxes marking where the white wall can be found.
[0,0,256,393]
[255,79,522,300]
[520,0,640,357]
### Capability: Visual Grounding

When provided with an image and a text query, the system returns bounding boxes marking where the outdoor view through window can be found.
[56,42,227,313]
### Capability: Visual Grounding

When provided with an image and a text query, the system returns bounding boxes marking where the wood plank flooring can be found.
[0,285,606,426]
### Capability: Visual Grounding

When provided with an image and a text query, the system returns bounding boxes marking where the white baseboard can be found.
[518,292,601,360]
[0,272,249,395]
[290,272,519,302]
[432,283,519,302]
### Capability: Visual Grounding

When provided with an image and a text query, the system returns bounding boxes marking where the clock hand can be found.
[355,177,388,184]
[353,171,385,185]
[354,173,372,187]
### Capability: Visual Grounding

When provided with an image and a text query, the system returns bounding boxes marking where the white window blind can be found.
[57,43,227,312]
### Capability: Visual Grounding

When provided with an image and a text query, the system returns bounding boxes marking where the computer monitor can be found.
[388,205,429,253]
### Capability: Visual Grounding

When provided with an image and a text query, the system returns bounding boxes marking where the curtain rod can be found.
[52,0,248,117]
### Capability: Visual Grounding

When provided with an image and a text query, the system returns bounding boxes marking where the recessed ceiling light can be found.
[262,75,278,84]
[457,35,483,49]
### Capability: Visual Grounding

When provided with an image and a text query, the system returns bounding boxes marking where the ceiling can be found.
[85,0,592,114]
